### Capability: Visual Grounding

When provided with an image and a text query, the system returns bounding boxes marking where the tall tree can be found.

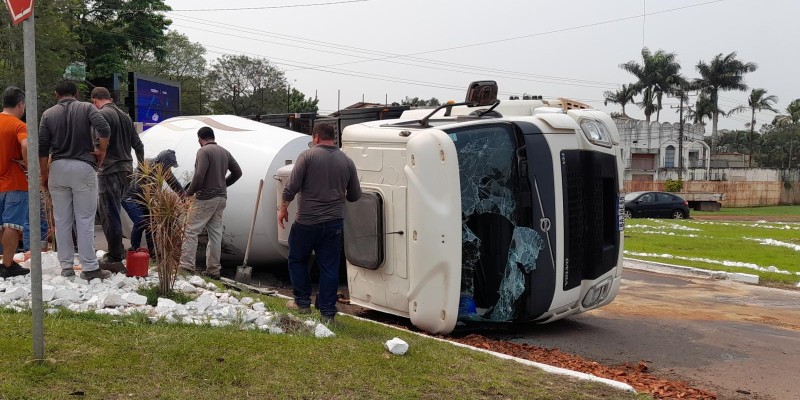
[126,31,208,114]
[71,0,172,78]
[772,99,800,127]
[288,88,319,113]
[400,96,441,107]
[686,94,716,126]
[0,0,82,112]
[620,48,681,123]
[207,55,287,115]
[604,84,637,117]
[694,52,758,151]
[731,88,778,166]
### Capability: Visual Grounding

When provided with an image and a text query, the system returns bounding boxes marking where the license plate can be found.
[617,194,625,231]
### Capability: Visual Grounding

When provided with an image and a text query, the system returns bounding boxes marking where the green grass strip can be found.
[0,298,638,400]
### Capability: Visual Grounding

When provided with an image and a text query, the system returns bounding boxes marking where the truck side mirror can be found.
[466,81,498,106]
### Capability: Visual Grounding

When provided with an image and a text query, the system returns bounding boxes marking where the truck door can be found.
[404,129,462,334]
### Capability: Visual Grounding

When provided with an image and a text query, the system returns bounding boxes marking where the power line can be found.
[167,1,726,82]
[168,14,620,88]
[171,22,618,90]
[85,0,371,12]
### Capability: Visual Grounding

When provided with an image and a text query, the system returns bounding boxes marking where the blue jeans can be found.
[121,197,154,255]
[22,197,48,251]
[287,219,343,317]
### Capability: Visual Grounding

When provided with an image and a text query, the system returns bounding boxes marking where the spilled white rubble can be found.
[623,250,793,275]
[0,252,332,337]
[385,337,409,355]
[745,237,800,252]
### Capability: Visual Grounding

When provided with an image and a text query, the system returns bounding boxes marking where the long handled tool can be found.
[235,179,264,283]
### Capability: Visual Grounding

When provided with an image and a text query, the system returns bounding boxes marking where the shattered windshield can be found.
[448,124,545,321]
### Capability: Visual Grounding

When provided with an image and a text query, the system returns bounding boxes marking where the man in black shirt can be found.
[39,80,112,281]
[279,124,361,323]
[91,87,144,272]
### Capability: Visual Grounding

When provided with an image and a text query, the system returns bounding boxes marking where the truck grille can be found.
[561,150,620,291]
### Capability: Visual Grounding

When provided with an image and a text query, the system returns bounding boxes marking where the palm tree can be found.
[731,88,778,166]
[603,84,637,117]
[620,48,681,123]
[652,53,682,122]
[686,94,716,126]
[772,99,800,127]
[694,52,758,151]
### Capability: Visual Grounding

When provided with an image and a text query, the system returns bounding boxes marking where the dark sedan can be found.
[623,191,690,219]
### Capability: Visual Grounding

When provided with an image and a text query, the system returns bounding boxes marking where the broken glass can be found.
[489,227,544,321]
[451,125,545,321]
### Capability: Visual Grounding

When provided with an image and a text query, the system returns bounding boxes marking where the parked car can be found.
[623,191,690,219]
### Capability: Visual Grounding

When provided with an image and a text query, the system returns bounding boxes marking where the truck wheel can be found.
[672,209,686,219]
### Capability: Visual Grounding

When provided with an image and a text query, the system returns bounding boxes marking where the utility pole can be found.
[670,86,695,181]
[22,7,45,361]
[677,94,685,181]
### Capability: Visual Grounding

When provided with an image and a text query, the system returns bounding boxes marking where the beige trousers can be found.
[179,197,226,274]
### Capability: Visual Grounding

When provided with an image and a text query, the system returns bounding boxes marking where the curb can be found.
[229,279,638,393]
[344,313,637,393]
[623,257,761,284]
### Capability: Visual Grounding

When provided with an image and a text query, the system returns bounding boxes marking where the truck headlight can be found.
[581,277,613,308]
[579,119,612,148]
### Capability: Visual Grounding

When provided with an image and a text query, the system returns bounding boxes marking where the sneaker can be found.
[321,315,335,324]
[61,268,76,277]
[0,262,30,278]
[80,269,112,281]
[287,300,312,314]
[99,260,127,275]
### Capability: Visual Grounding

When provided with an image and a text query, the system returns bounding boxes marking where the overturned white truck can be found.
[140,82,625,334]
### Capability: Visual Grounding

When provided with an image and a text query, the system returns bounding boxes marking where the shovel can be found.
[235,179,264,283]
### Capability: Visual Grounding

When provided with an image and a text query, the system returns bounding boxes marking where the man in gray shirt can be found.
[91,87,144,272]
[278,123,361,323]
[39,80,112,281]
[180,126,242,279]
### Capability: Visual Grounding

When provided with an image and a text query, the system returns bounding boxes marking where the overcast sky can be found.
[163,0,799,130]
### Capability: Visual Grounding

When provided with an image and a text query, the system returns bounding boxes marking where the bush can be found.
[664,179,684,192]
[138,162,193,296]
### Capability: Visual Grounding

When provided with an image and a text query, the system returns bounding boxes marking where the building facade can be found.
[615,118,711,181]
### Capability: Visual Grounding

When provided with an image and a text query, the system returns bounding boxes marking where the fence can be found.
[623,168,800,207]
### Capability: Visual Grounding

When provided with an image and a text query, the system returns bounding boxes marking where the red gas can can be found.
[126,248,150,277]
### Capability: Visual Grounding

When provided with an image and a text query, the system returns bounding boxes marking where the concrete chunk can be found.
[54,288,80,302]
[122,293,148,306]
[315,323,336,338]
[385,338,409,355]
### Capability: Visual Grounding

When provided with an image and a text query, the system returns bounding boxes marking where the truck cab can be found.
[336,82,625,334]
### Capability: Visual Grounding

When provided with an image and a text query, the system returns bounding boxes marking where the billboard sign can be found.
[128,72,181,130]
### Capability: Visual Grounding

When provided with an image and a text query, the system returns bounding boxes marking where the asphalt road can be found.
[491,268,800,400]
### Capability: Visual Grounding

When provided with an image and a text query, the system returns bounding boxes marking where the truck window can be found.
[447,124,545,321]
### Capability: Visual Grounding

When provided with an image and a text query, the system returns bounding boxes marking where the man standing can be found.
[0,87,30,278]
[180,127,241,279]
[39,80,112,280]
[123,149,185,258]
[91,87,144,272]
[278,124,361,323]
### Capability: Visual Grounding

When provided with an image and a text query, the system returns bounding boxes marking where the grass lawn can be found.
[694,205,800,217]
[0,295,639,400]
[623,218,800,285]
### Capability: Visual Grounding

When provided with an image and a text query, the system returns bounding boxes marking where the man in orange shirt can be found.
[0,86,30,278]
